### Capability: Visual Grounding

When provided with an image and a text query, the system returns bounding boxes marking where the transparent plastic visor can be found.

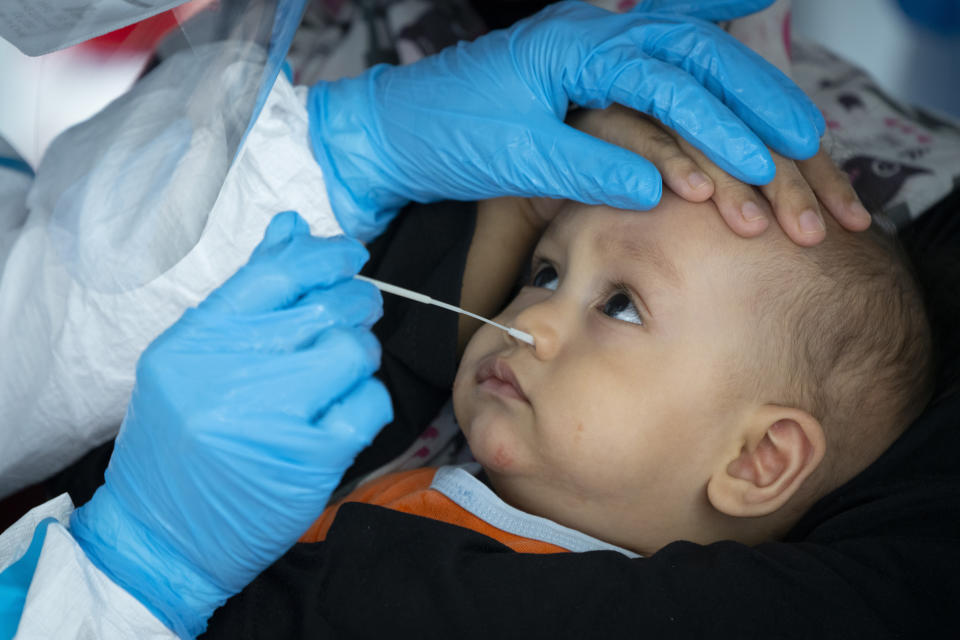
[0,0,308,293]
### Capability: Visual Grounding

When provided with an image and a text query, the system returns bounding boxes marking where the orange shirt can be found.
[300,468,568,554]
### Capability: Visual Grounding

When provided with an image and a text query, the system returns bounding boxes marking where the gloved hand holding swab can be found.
[356,275,535,346]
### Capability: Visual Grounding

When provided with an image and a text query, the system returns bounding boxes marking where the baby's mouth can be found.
[475,357,529,403]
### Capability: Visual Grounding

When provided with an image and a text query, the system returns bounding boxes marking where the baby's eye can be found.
[531,264,559,290]
[601,291,643,326]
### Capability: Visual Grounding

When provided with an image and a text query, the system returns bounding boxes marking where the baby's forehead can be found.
[592,222,686,287]
[554,197,774,267]
[551,198,810,307]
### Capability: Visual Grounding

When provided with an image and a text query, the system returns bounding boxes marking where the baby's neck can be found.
[482,465,800,554]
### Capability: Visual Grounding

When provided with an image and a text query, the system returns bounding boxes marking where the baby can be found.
[302,189,933,557]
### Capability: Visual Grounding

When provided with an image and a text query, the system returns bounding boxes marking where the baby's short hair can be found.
[746,216,934,489]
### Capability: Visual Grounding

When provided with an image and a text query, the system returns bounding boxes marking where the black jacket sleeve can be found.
[204,201,960,639]
[340,200,477,487]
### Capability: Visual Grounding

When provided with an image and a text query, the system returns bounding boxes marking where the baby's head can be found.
[452,191,933,554]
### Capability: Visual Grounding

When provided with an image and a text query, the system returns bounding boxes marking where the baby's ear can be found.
[707,405,826,518]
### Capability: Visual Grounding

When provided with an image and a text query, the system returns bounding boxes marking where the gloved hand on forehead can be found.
[308,0,825,241]
[70,212,392,638]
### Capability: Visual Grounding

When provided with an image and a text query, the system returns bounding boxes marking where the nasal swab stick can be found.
[355,275,535,346]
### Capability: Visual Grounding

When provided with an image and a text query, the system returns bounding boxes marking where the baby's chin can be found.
[456,405,527,475]
[473,440,520,474]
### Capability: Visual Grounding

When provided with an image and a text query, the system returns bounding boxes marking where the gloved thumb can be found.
[202,212,368,315]
[253,210,312,255]
[542,123,663,211]
[632,0,775,22]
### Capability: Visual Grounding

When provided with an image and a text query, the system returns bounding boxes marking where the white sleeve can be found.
[0,59,342,498]
[0,496,175,639]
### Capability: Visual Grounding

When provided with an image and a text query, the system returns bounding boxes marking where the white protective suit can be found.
[0,47,340,636]
[0,45,342,500]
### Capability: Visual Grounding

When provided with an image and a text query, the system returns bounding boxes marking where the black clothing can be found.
[203,198,959,639]
[340,200,476,488]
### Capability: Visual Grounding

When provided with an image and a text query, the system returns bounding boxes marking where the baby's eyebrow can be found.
[595,231,683,288]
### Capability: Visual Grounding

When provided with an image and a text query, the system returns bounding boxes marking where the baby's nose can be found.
[511,304,560,360]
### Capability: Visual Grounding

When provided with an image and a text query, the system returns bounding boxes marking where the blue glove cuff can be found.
[308,74,404,242]
[71,486,227,639]
[0,518,56,638]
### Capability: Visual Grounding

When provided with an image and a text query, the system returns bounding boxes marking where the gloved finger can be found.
[203,230,368,315]
[758,151,826,246]
[535,121,663,210]
[304,377,393,470]
[232,326,381,421]
[199,279,384,353]
[796,147,872,232]
[626,19,824,159]
[573,49,774,185]
[253,209,313,253]
[633,0,776,23]
[293,277,383,329]
[569,106,714,203]
[222,378,391,484]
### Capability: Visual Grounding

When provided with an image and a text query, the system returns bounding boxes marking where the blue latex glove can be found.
[308,0,825,241]
[70,212,392,638]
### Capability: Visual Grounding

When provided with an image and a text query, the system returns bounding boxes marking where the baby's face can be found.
[453,193,776,552]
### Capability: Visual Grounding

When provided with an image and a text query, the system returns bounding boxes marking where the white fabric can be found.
[0,494,71,573]
[0,496,174,639]
[431,464,642,558]
[0,56,342,499]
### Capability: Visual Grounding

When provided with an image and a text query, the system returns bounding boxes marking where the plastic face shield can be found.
[6,0,307,293]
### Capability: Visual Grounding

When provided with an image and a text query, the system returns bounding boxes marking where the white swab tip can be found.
[508,328,535,346]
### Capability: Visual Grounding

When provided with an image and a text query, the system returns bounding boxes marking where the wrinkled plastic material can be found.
[8,0,306,293]
[0,71,339,501]
[308,0,825,241]
[70,212,393,638]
